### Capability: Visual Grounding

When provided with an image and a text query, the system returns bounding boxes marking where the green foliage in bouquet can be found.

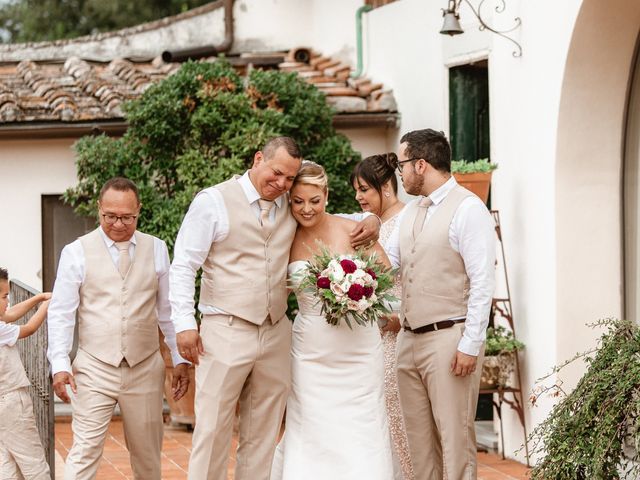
[295,245,397,329]
[64,59,361,254]
[451,158,497,174]
[528,318,640,479]
[485,325,525,356]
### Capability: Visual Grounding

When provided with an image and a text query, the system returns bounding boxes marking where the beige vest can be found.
[399,186,473,329]
[199,177,297,324]
[0,344,30,393]
[77,229,159,367]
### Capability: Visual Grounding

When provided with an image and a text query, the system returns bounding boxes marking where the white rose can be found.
[352,269,368,281]
[347,299,360,311]
[329,264,345,282]
[357,298,370,313]
[331,281,346,300]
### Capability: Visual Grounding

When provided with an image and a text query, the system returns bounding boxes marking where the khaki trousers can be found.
[396,325,484,480]
[188,314,291,480]
[64,348,165,480]
[0,388,50,480]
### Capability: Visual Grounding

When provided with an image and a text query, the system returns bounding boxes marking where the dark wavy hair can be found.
[400,129,451,173]
[350,152,399,198]
[0,267,7,282]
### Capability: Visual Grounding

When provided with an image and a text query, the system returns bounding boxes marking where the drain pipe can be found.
[351,4,373,78]
[162,0,235,62]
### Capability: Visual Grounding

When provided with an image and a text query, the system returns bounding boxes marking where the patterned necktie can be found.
[258,199,275,234]
[412,196,433,240]
[115,241,131,278]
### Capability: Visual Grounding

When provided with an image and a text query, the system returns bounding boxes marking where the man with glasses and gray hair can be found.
[47,177,190,480]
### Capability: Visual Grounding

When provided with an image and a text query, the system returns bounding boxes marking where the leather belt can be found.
[404,318,465,334]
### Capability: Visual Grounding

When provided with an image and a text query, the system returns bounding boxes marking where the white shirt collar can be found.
[98,226,137,247]
[238,170,285,208]
[425,176,458,206]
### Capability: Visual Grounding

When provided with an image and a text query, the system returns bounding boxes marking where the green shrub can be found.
[528,318,640,479]
[64,59,361,253]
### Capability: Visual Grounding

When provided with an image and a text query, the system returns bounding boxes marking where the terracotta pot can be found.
[159,333,196,427]
[453,171,493,204]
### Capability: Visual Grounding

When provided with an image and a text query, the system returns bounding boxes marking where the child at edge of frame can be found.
[0,266,52,480]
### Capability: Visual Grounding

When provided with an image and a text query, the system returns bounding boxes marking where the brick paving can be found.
[54,418,530,479]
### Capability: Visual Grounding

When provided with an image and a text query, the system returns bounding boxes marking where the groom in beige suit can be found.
[387,129,496,479]
[47,177,190,480]
[170,136,381,480]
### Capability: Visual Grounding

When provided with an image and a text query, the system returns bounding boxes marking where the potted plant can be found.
[451,159,498,204]
[480,325,524,389]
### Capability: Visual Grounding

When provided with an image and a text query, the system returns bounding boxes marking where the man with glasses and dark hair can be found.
[387,129,496,479]
[47,177,190,480]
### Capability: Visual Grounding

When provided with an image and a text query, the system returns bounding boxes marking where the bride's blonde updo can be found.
[292,160,329,194]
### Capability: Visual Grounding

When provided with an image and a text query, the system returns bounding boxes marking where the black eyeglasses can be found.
[396,157,422,174]
[101,214,137,225]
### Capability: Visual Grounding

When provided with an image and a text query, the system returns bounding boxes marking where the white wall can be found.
[338,127,396,159]
[555,0,640,403]
[0,139,77,290]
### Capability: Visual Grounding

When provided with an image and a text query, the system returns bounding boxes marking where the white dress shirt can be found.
[0,322,19,347]
[47,227,186,375]
[170,171,370,333]
[386,177,496,356]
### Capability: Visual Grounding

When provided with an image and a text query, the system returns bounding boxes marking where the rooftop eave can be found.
[0,120,128,139]
[0,112,400,140]
[333,112,400,129]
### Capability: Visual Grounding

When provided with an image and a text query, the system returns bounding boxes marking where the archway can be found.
[555,0,640,384]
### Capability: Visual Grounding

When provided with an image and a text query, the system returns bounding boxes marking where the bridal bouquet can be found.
[297,246,397,329]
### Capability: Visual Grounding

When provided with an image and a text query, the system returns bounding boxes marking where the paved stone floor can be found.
[54,418,530,479]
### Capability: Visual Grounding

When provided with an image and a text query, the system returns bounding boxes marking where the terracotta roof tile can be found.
[0,46,397,126]
[318,86,360,96]
[357,82,383,97]
[276,47,398,114]
[309,56,330,68]
[323,63,349,76]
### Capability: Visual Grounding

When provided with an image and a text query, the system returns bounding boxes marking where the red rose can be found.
[340,259,357,274]
[347,284,365,301]
[316,277,331,289]
[363,286,374,298]
[366,268,377,280]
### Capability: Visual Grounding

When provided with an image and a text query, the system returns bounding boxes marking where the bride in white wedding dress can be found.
[271,161,394,480]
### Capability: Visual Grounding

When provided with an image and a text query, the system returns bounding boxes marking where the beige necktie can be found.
[412,196,433,240]
[115,241,131,278]
[258,199,275,234]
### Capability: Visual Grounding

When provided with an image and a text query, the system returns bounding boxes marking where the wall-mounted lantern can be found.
[440,0,522,57]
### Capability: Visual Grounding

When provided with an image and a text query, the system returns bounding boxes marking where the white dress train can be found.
[271,261,394,480]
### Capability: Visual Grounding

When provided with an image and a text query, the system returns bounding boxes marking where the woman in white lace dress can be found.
[351,153,414,480]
